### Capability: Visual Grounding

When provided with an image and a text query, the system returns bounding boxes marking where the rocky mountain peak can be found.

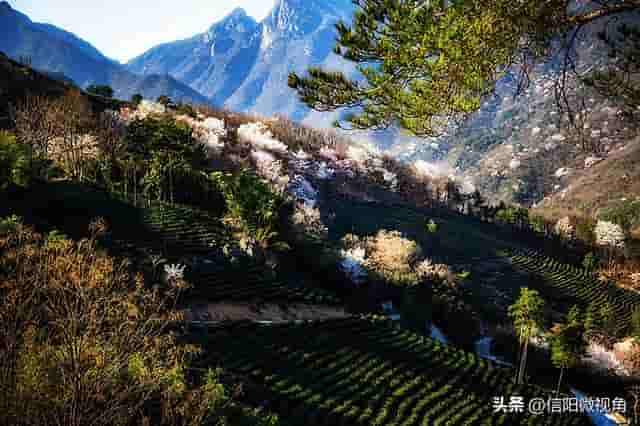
[211,7,257,33]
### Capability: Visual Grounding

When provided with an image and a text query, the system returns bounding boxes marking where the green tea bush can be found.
[211,170,288,250]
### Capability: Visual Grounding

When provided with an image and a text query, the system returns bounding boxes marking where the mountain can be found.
[127,0,356,119]
[126,1,640,215]
[127,8,261,106]
[0,1,210,104]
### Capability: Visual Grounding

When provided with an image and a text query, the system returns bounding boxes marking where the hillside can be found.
[3,3,640,424]
[125,1,640,219]
[0,51,126,129]
[3,80,638,420]
[0,1,210,104]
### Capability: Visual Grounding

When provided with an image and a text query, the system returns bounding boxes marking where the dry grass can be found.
[265,116,347,154]
[598,260,640,292]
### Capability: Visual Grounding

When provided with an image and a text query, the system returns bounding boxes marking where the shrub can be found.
[0,219,232,425]
[124,117,204,164]
[291,202,328,239]
[425,219,439,234]
[582,252,600,271]
[415,258,453,283]
[595,220,627,249]
[86,84,114,98]
[0,131,32,190]
[366,230,422,278]
[601,200,640,233]
[211,170,287,250]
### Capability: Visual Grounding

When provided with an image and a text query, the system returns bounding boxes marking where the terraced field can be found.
[507,248,640,334]
[193,318,589,426]
[4,183,342,307]
[323,194,640,333]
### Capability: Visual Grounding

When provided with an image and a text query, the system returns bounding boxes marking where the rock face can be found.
[0,1,210,104]
[126,8,261,106]
[127,0,356,121]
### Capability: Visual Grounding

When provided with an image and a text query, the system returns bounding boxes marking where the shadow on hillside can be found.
[1,180,162,248]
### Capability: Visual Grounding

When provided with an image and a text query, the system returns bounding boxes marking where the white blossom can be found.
[319,146,339,161]
[292,202,327,237]
[346,144,372,164]
[554,216,575,240]
[202,117,225,132]
[554,167,570,178]
[164,263,186,281]
[238,122,288,153]
[251,150,289,193]
[595,220,626,249]
[340,246,367,285]
[292,149,311,160]
[583,342,630,376]
[138,100,166,117]
[382,169,399,190]
[316,162,336,180]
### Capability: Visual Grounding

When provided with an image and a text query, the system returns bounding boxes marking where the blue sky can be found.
[8,1,274,63]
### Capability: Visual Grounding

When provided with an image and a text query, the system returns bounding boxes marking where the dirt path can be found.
[185,302,351,323]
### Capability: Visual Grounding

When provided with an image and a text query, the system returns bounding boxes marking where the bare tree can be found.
[50,90,95,180]
[0,218,227,426]
[94,110,127,189]
[12,95,58,162]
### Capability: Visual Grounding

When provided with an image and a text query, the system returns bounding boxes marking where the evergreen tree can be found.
[508,287,545,384]
[157,95,173,107]
[131,93,143,106]
[289,0,640,137]
[86,84,114,98]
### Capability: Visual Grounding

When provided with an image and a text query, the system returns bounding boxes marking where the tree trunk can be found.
[555,366,564,396]
[517,332,529,385]
[515,340,524,383]
[134,167,137,206]
[169,166,174,204]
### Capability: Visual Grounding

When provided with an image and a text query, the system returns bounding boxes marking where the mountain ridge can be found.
[126,0,356,115]
[0,1,210,104]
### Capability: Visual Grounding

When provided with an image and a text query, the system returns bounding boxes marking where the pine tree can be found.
[289,0,640,138]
